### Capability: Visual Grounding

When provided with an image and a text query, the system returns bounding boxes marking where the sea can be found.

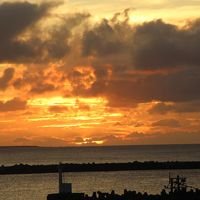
[0,144,200,200]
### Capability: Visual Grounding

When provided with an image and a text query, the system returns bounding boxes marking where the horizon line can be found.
[0,143,199,148]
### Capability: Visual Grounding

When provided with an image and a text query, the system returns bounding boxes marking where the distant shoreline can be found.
[0,143,199,149]
[0,161,200,175]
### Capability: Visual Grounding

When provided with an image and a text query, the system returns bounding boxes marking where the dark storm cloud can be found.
[14,136,70,146]
[74,135,123,146]
[76,66,200,106]
[0,98,27,112]
[82,16,200,69]
[82,19,126,56]
[149,101,200,114]
[75,131,200,145]
[1,4,200,68]
[126,132,148,138]
[48,106,68,113]
[1,5,200,108]
[44,12,90,59]
[82,9,131,57]
[0,1,90,63]
[0,67,15,90]
[14,137,32,144]
[149,103,174,114]
[151,119,181,128]
[125,131,200,145]
[0,1,57,62]
[132,19,200,69]
[30,83,56,94]
[73,13,200,106]
[13,67,59,94]
[0,2,49,39]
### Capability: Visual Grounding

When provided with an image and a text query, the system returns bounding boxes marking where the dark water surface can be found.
[0,144,200,166]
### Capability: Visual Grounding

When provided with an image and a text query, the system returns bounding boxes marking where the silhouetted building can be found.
[47,163,84,200]
[58,163,72,194]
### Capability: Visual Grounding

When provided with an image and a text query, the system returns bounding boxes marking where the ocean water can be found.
[0,144,200,200]
[0,144,200,166]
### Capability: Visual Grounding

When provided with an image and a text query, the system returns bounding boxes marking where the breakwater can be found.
[1,161,200,175]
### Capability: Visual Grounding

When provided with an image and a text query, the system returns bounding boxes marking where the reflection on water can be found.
[0,169,200,200]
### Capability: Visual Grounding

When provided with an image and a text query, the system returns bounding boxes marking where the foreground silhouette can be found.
[47,165,200,200]
[47,188,200,200]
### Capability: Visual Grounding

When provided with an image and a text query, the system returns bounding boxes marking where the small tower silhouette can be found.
[166,173,187,193]
[58,163,72,194]
[58,163,63,193]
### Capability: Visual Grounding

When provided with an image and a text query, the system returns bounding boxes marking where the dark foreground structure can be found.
[47,165,200,200]
[47,189,200,200]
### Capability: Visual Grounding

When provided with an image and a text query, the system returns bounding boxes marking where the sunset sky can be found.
[0,0,200,146]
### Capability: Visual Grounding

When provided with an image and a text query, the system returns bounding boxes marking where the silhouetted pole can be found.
[177,175,180,191]
[169,173,173,193]
[58,163,63,193]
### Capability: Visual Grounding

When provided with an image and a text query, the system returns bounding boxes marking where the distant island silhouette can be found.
[1,161,200,175]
